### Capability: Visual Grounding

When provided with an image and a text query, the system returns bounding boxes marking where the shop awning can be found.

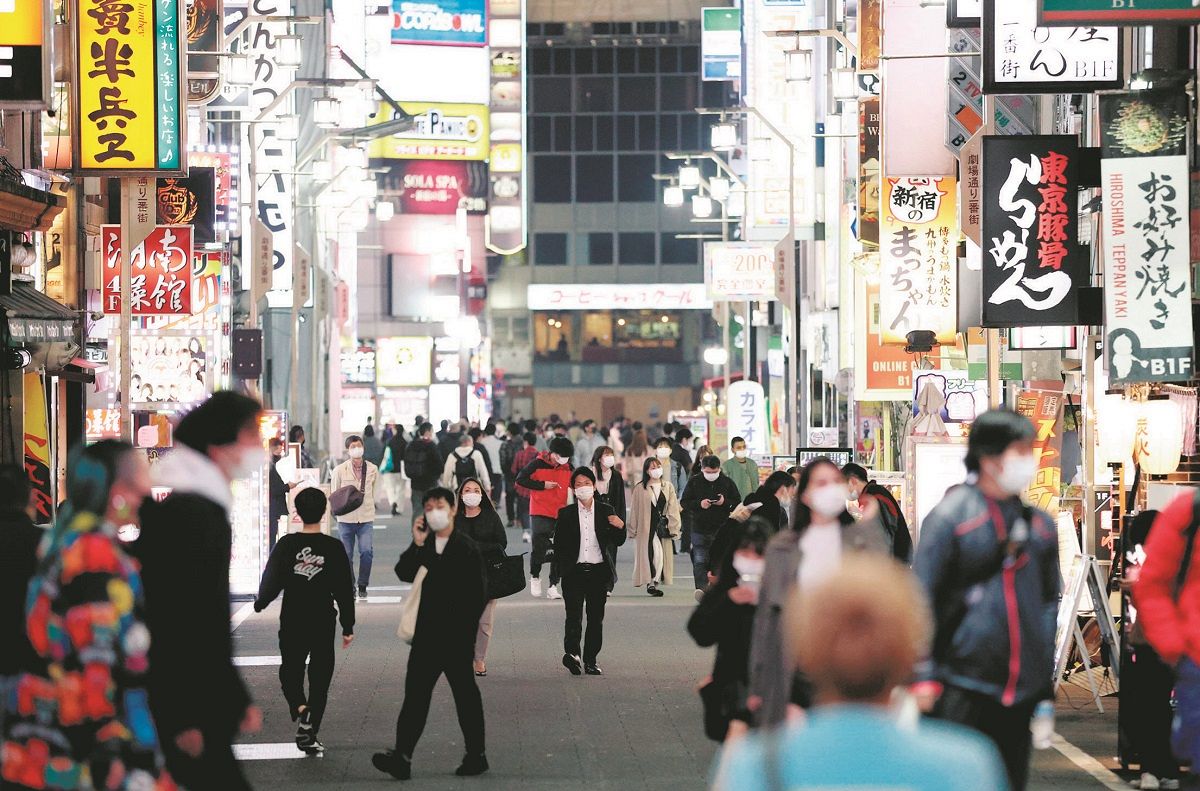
[0,283,76,345]
[0,176,66,233]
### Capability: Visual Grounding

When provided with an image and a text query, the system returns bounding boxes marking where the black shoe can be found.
[584,663,603,676]
[295,707,315,750]
[562,653,582,675]
[392,504,399,516]
[455,753,489,777]
[299,737,325,755]
[647,585,664,597]
[372,750,412,780]
[358,587,368,600]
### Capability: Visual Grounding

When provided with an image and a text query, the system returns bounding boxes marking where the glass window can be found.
[702,80,730,106]
[618,154,656,202]
[530,48,552,75]
[681,45,700,71]
[534,313,574,360]
[553,116,572,151]
[660,114,678,151]
[544,22,565,36]
[552,48,570,74]
[596,48,614,74]
[512,316,530,343]
[618,76,655,111]
[575,155,614,202]
[534,233,568,265]
[575,76,613,112]
[637,114,656,150]
[595,115,614,150]
[617,114,636,150]
[574,116,594,151]
[582,313,614,348]
[531,116,552,152]
[660,233,699,264]
[533,155,572,202]
[617,47,636,73]
[573,47,594,74]
[680,113,700,150]
[637,47,656,72]
[588,232,613,264]
[660,46,680,73]
[619,232,656,264]
[533,77,571,112]
[660,76,697,111]
[614,310,680,349]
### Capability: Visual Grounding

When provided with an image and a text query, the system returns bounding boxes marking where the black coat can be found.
[135,494,251,740]
[596,469,627,523]
[552,500,626,578]
[688,580,755,699]
[395,530,487,653]
[679,472,741,536]
[0,509,41,677]
[456,509,507,561]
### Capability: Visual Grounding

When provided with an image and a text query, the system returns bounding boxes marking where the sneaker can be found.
[372,750,412,780]
[455,753,489,777]
[584,663,603,676]
[562,653,582,675]
[546,584,562,600]
[299,737,325,755]
[296,709,316,751]
[522,530,531,543]
[694,589,705,603]
[358,587,368,600]
[1138,774,1162,790]
[530,577,542,597]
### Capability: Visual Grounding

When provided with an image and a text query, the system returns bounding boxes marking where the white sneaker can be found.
[546,584,562,600]
[530,577,542,597]
[1137,773,1162,790]
[522,530,531,544]
[694,589,705,603]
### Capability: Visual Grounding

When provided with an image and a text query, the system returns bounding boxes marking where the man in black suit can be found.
[554,467,626,676]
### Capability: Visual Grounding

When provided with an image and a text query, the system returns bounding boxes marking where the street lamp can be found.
[711,119,738,151]
[313,96,342,128]
[224,53,253,86]
[663,184,685,208]
[679,163,701,190]
[691,194,714,218]
[832,67,858,102]
[277,114,300,141]
[375,200,394,221]
[785,48,813,82]
[703,347,729,367]
[709,176,730,201]
[275,35,303,69]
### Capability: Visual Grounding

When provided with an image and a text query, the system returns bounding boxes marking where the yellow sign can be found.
[376,336,433,387]
[3,0,43,45]
[75,0,184,172]
[368,102,490,161]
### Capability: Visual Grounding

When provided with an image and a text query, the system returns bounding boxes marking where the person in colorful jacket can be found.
[516,436,575,599]
[1,440,177,791]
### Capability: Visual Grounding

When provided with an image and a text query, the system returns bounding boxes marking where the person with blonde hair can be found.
[714,556,1007,790]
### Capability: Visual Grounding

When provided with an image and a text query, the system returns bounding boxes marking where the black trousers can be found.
[394,645,486,759]
[529,515,558,585]
[279,617,336,733]
[162,731,251,791]
[1124,642,1179,778]
[935,685,1037,791]
[561,563,609,664]
[503,476,517,522]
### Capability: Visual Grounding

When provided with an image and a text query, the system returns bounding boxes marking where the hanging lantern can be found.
[1135,398,1184,475]
[1096,393,1137,467]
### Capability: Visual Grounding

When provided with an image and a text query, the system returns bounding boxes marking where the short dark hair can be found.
[0,464,31,512]
[469,427,483,440]
[655,437,673,449]
[553,423,567,432]
[523,431,538,445]
[701,455,722,470]
[966,408,1037,473]
[441,419,450,429]
[571,466,597,486]
[269,437,283,449]
[484,423,497,436]
[422,486,456,508]
[549,437,574,458]
[842,463,869,483]
[289,425,305,442]
[676,428,693,442]
[345,435,363,448]
[417,422,433,436]
[175,392,262,454]
[730,436,746,447]
[294,487,327,524]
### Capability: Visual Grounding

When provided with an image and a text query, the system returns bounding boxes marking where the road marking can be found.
[1051,734,1128,791]
[360,596,404,604]
[231,601,256,631]
[234,655,283,667]
[234,743,319,761]
[368,585,411,592]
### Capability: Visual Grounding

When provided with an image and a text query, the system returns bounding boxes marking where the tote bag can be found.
[485,553,527,600]
[396,566,428,644]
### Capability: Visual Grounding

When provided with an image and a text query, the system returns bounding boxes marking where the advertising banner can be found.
[101,224,195,315]
[129,334,212,404]
[22,372,53,522]
[369,102,489,161]
[1102,155,1194,384]
[1040,0,1200,24]
[187,149,235,234]
[858,0,880,73]
[704,242,784,301]
[391,0,487,46]
[1100,90,1189,159]
[701,7,741,81]
[486,0,526,254]
[855,278,918,401]
[526,283,712,311]
[0,0,50,107]
[858,98,880,246]
[158,169,216,242]
[1014,388,1065,515]
[727,380,769,456]
[878,176,958,345]
[982,0,1121,95]
[382,159,488,215]
[981,135,1083,327]
[74,0,185,172]
[341,346,377,385]
[377,336,434,387]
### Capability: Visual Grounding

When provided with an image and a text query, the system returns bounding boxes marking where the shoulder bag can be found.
[486,553,527,599]
[397,566,428,643]
[330,463,366,517]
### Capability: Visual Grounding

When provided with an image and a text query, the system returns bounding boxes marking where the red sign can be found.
[392,160,487,215]
[101,225,195,315]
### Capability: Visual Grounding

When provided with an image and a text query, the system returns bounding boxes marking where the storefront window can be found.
[534,313,574,360]
[534,310,682,362]
[614,310,680,348]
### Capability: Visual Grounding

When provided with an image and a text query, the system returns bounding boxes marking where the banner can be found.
[858,0,880,72]
[486,0,526,255]
[187,149,235,234]
[704,242,784,301]
[0,0,50,107]
[381,160,487,215]
[101,224,195,315]
[1100,90,1189,159]
[981,135,1082,327]
[857,98,880,246]
[855,278,917,401]
[74,0,185,172]
[1014,388,1065,515]
[369,102,490,161]
[1040,0,1200,24]
[158,169,216,242]
[727,380,768,456]
[1102,155,1194,383]
[185,0,222,103]
[22,372,53,523]
[377,336,434,387]
[983,0,1121,95]
[878,176,958,345]
[391,0,487,46]
[701,7,741,81]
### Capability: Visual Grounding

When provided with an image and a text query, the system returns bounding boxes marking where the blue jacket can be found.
[914,483,1059,707]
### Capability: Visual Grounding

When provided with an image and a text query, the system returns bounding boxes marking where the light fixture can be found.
[1135,398,1184,475]
[375,200,394,221]
[663,185,684,208]
[691,194,714,218]
[709,176,731,202]
[617,318,626,326]
[703,346,729,366]
[832,67,858,102]
[711,120,738,151]
[313,96,342,128]
[660,315,669,323]
[340,144,369,170]
[785,48,813,82]
[679,163,701,190]
[276,114,300,141]
[275,35,303,69]
[224,53,253,87]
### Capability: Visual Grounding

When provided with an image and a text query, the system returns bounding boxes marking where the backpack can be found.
[454,451,478,485]
[404,441,432,483]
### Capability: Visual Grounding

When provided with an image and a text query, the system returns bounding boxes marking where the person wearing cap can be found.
[680,455,741,600]
[913,408,1059,791]
[516,436,576,599]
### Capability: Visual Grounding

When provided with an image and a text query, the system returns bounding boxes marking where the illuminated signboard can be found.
[0,0,51,108]
[391,0,487,46]
[100,224,195,315]
[369,102,490,161]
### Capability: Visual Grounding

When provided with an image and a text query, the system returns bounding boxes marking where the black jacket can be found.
[136,493,251,739]
[688,566,755,728]
[437,430,461,460]
[707,492,787,574]
[395,530,486,653]
[404,438,444,488]
[552,500,626,578]
[862,481,913,563]
[268,455,289,514]
[596,469,627,522]
[456,509,507,561]
[679,472,741,536]
[255,531,356,635]
[0,509,41,677]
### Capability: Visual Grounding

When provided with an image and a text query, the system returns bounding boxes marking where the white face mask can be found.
[809,484,849,519]
[996,453,1038,496]
[732,554,765,580]
[553,454,570,466]
[648,468,664,480]
[734,449,748,460]
[425,508,452,532]
[601,455,616,469]
[232,445,265,479]
[575,486,595,502]
[348,446,364,460]
[703,470,720,482]
[656,447,672,459]
[461,492,483,508]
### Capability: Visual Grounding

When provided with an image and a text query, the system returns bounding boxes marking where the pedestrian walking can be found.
[499,422,524,528]
[573,419,605,469]
[381,423,408,517]
[404,422,443,519]
[554,467,626,676]
[363,424,386,467]
[291,424,316,469]
[333,434,380,600]
[590,445,626,593]
[516,436,574,599]
[687,519,771,742]
[680,455,740,600]
[436,419,461,459]
[453,477,508,676]
[269,437,297,548]
[254,487,356,755]
[512,431,540,543]
[624,428,651,488]
[843,462,913,563]
[672,429,697,553]
[477,423,505,505]
[0,465,39,739]
[747,458,888,728]
[372,487,488,780]
[442,434,492,494]
[715,556,1008,791]
[914,408,1058,791]
[629,456,682,597]
[654,437,688,496]
[722,436,760,501]
[2,441,178,791]
[137,392,264,790]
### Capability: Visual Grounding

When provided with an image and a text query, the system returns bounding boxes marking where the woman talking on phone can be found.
[628,457,682,597]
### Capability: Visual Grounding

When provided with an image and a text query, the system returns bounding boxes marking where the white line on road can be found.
[231,601,256,631]
[234,743,318,761]
[367,585,411,592]
[1051,734,1128,791]
[233,655,283,667]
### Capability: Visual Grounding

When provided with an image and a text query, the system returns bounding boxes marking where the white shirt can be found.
[577,500,603,564]
[797,521,842,591]
[596,470,611,496]
[435,535,449,555]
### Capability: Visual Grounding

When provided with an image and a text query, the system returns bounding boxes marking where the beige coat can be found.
[628,480,682,587]
[332,459,379,523]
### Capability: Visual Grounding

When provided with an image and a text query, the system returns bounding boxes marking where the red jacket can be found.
[515,451,572,518]
[512,446,539,497]
[1134,490,1200,665]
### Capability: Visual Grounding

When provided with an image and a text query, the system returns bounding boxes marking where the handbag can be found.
[485,553,527,600]
[654,511,672,540]
[396,566,428,644]
[330,462,366,517]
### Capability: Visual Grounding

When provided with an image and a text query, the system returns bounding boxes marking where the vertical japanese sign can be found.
[101,224,195,314]
[878,176,958,345]
[74,0,185,172]
[1014,388,1065,515]
[187,149,235,234]
[983,0,1121,95]
[727,380,768,457]
[1100,90,1188,159]
[981,135,1082,327]
[858,0,880,73]
[858,97,880,246]
[486,0,525,255]
[0,0,50,108]
[1102,156,1194,383]
[22,372,53,523]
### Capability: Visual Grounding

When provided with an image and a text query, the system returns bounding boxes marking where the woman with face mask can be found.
[744,457,890,731]
[629,457,683,597]
[332,435,381,601]
[590,446,626,594]
[454,478,508,676]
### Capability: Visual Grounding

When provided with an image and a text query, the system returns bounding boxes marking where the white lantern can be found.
[678,164,701,190]
[1135,399,1184,475]
[709,176,731,201]
[1096,394,1137,466]
[710,121,738,151]
[663,185,684,208]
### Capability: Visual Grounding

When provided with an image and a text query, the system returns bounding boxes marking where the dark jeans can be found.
[561,563,609,664]
[1124,642,1179,778]
[1174,657,1200,767]
[689,530,712,590]
[394,646,485,759]
[504,477,517,523]
[935,685,1037,791]
[529,515,558,586]
[411,484,432,521]
[516,496,531,532]
[279,618,336,733]
[680,511,692,554]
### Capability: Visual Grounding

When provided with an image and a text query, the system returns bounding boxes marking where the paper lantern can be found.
[1135,398,1184,475]
[1096,393,1137,466]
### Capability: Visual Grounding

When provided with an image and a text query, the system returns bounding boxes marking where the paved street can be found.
[230,513,1135,790]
